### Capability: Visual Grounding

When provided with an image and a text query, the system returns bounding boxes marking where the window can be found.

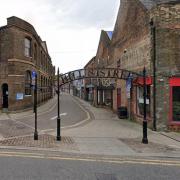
[34,43,37,60]
[172,86,180,121]
[24,38,31,57]
[137,85,151,116]
[170,77,180,122]
[25,71,32,95]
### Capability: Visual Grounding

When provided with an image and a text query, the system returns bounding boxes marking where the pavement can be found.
[0,93,180,159]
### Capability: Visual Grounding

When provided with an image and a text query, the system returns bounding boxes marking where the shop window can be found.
[25,71,32,95]
[137,85,151,116]
[172,86,180,121]
[24,38,31,57]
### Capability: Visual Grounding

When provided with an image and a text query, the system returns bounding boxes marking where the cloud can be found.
[44,0,119,29]
[0,0,120,73]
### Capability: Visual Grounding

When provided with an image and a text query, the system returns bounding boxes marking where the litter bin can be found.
[117,106,128,119]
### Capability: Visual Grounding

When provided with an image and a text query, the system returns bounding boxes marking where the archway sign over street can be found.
[59,68,142,86]
[56,67,148,144]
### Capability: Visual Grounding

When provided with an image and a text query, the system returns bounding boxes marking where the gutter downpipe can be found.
[150,19,157,131]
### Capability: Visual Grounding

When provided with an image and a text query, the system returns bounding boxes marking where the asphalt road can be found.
[0,155,179,180]
[0,94,88,138]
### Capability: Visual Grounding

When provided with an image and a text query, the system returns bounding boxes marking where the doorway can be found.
[117,88,121,108]
[2,83,8,109]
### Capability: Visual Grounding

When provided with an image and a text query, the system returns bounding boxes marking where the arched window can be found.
[24,38,31,57]
[25,71,32,95]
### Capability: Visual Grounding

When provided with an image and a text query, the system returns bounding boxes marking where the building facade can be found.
[109,0,180,130]
[0,16,55,111]
[84,0,180,131]
[84,56,96,103]
[84,31,114,108]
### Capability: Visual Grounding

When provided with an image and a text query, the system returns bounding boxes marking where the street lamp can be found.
[57,67,61,141]
[34,73,38,140]
[142,67,148,144]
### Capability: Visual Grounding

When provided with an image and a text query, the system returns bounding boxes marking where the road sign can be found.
[31,71,36,86]
[126,74,132,98]
[32,71,36,79]
[16,93,23,100]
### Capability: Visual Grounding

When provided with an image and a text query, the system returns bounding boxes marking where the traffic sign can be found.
[32,71,36,79]
[31,71,36,87]
[126,74,132,98]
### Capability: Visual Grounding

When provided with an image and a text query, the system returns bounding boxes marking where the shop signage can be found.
[126,74,133,98]
[31,71,36,84]
[16,93,23,100]
[59,68,141,86]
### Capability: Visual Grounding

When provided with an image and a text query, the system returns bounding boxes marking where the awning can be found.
[133,76,152,85]
[169,77,180,86]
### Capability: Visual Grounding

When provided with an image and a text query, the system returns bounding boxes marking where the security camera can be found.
[124,49,127,53]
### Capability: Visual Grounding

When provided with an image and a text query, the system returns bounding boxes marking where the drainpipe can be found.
[150,19,157,131]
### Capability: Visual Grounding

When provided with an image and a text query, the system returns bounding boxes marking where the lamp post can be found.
[34,73,38,140]
[142,67,148,144]
[57,67,61,141]
[150,19,157,131]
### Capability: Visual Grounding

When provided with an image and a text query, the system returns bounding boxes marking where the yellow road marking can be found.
[0,151,179,166]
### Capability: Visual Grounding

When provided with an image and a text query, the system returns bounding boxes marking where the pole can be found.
[57,68,61,141]
[34,73,38,140]
[142,67,148,144]
[151,20,157,131]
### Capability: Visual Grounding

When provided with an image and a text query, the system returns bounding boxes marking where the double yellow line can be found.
[0,151,180,167]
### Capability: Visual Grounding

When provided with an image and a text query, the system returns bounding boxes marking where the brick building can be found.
[84,56,96,102]
[84,30,115,107]
[109,0,180,130]
[0,16,55,111]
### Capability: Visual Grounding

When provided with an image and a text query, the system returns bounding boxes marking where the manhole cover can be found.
[95,173,117,180]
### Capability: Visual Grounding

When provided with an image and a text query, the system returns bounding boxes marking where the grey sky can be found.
[0,0,120,73]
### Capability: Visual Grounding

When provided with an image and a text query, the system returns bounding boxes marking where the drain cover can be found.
[95,173,117,180]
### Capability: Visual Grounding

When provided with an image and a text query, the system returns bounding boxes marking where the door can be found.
[2,83,8,108]
[117,88,121,108]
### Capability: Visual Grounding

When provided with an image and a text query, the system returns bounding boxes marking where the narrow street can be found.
[0,93,88,138]
[0,0,180,179]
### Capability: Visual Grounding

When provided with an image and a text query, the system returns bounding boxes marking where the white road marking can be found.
[51,113,67,120]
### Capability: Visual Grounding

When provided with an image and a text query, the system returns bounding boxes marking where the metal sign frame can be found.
[56,67,148,144]
[59,68,142,87]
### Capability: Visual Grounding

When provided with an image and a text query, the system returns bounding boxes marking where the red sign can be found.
[133,76,152,85]
[169,77,180,86]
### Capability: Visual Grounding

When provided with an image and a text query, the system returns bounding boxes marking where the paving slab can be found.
[74,137,135,156]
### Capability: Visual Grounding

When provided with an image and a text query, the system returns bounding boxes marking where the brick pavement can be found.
[0,134,79,152]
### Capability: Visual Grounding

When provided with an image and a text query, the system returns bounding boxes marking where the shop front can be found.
[97,86,114,108]
[133,76,152,118]
[169,77,180,125]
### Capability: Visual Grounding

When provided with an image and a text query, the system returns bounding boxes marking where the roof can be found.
[139,0,180,10]
[84,56,96,68]
[105,31,113,40]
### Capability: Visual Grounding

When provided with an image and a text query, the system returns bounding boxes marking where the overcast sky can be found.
[0,0,120,73]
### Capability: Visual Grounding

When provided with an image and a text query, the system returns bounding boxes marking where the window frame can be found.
[24,37,32,57]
